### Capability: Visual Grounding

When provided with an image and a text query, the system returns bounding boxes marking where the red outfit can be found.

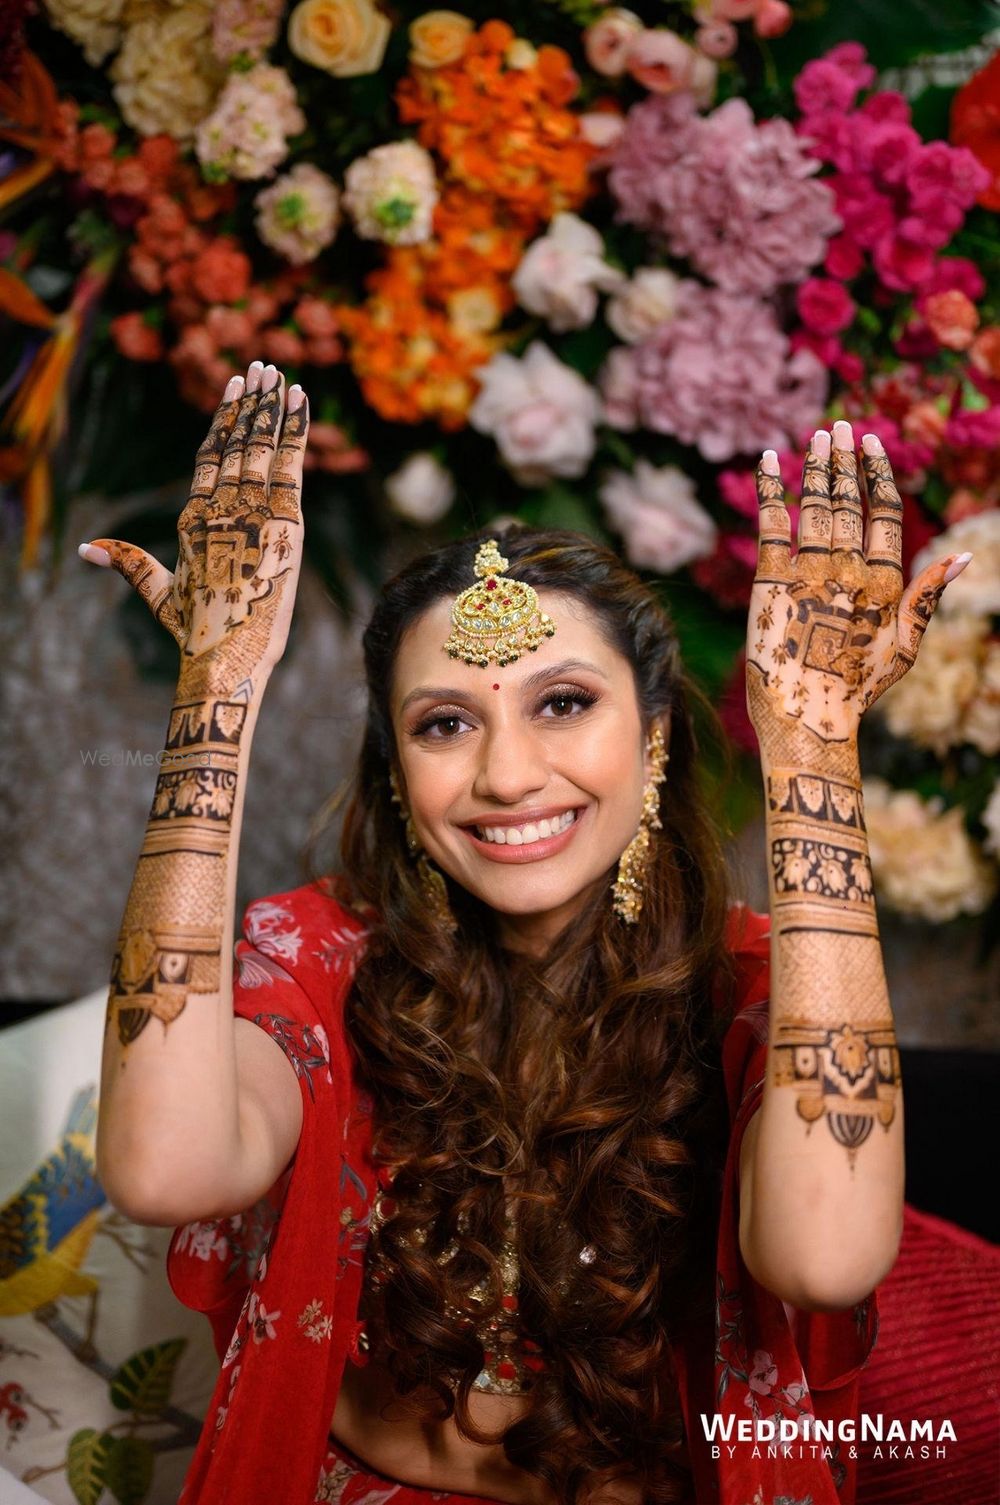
[168,882,877,1505]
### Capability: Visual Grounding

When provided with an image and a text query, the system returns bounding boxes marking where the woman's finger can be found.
[896,552,973,667]
[269,386,310,522]
[797,429,833,569]
[861,432,904,605]
[754,449,793,582]
[829,420,865,578]
[79,537,183,645]
[212,362,266,509]
[241,369,285,506]
[186,372,246,516]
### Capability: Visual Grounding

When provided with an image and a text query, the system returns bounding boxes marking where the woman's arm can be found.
[737,419,971,1310]
[91,364,309,1226]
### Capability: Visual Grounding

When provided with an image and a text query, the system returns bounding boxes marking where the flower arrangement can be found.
[2,0,999,928]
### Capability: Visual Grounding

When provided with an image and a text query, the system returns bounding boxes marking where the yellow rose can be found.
[408,9,472,68]
[287,0,390,77]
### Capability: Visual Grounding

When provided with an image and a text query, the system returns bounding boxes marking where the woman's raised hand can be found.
[746,419,973,762]
[79,360,309,688]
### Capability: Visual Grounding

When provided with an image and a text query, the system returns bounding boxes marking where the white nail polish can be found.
[760,449,780,475]
[287,385,305,412]
[812,430,831,459]
[261,365,279,392]
[78,543,111,567]
[246,361,264,393]
[224,375,245,401]
[943,551,973,583]
[832,419,853,448]
[861,432,884,456]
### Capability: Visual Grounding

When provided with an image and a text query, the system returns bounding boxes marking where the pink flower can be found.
[294,295,339,338]
[921,289,979,351]
[583,8,643,77]
[924,257,987,302]
[691,533,757,608]
[695,21,737,58]
[599,460,718,573]
[470,343,600,485]
[824,233,863,281]
[512,212,624,333]
[609,94,839,295]
[796,277,855,335]
[873,234,936,293]
[626,29,697,96]
[262,326,307,364]
[190,239,252,304]
[754,0,793,38]
[111,311,163,362]
[205,305,256,351]
[211,0,284,63]
[946,407,1000,449]
[794,58,864,118]
[600,282,828,462]
[254,163,341,264]
[748,1350,779,1395]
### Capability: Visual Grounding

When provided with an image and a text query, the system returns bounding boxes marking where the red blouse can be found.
[167,881,877,1505]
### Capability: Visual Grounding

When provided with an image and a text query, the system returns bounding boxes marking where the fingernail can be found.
[287,384,305,411]
[261,364,279,392]
[246,361,264,392]
[78,543,111,567]
[861,432,884,456]
[224,375,245,402]
[943,551,973,584]
[812,429,831,460]
[832,419,853,449]
[760,449,780,476]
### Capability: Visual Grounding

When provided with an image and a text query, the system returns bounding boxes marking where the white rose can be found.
[111,1,221,140]
[963,638,1000,756]
[981,779,1000,858]
[605,267,680,344]
[44,0,123,65]
[385,453,455,524]
[911,510,1000,617]
[599,460,717,574]
[863,778,997,923]
[343,140,439,246]
[512,213,624,334]
[878,613,991,757]
[470,342,600,487]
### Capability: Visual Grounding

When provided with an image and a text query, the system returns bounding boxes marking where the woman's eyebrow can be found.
[398,658,611,714]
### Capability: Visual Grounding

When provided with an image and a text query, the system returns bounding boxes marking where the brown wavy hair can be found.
[318,526,738,1503]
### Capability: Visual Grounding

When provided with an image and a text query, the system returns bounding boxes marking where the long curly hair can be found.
[319,526,738,1503]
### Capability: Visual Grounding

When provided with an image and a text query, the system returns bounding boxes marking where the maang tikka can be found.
[392,539,666,927]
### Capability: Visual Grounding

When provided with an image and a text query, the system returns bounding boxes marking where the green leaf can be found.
[105,1437,155,1505]
[766,0,1000,88]
[523,483,603,537]
[109,1338,187,1415]
[68,1429,113,1505]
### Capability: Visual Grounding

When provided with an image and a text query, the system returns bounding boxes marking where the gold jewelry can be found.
[443,539,556,668]
[611,725,669,924]
[389,768,457,934]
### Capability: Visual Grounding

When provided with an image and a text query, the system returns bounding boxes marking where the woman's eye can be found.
[415,714,470,739]
[541,691,597,717]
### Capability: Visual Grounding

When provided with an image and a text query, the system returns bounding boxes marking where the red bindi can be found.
[492,683,500,690]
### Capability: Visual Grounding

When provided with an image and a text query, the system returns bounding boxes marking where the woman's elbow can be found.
[740,1224,903,1311]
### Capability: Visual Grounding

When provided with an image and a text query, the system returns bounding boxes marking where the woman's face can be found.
[389,590,663,955]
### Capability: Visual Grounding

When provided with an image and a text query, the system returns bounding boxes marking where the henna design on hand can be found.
[101,368,310,1049]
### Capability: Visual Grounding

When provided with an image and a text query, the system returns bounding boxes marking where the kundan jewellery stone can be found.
[443,539,556,668]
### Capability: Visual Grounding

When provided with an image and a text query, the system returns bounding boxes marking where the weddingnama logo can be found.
[700,1413,956,1463]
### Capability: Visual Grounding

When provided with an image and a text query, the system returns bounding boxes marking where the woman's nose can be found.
[471,720,549,806]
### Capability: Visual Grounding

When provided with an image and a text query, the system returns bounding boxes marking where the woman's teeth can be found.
[476,809,578,845]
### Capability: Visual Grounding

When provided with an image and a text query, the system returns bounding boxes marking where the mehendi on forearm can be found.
[105,376,306,1052]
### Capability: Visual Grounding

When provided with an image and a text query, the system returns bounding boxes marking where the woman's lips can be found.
[461,806,586,864]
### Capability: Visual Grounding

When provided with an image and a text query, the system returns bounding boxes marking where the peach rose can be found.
[111,311,163,362]
[627,29,697,95]
[970,326,1000,379]
[287,0,390,78]
[408,9,472,68]
[583,8,643,78]
[922,289,980,351]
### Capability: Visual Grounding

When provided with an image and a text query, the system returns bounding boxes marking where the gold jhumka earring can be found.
[389,767,457,934]
[611,725,669,924]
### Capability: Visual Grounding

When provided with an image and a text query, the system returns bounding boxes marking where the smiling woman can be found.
[86,371,970,1505]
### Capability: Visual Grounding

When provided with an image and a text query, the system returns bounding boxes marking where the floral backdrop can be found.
[2,0,999,937]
